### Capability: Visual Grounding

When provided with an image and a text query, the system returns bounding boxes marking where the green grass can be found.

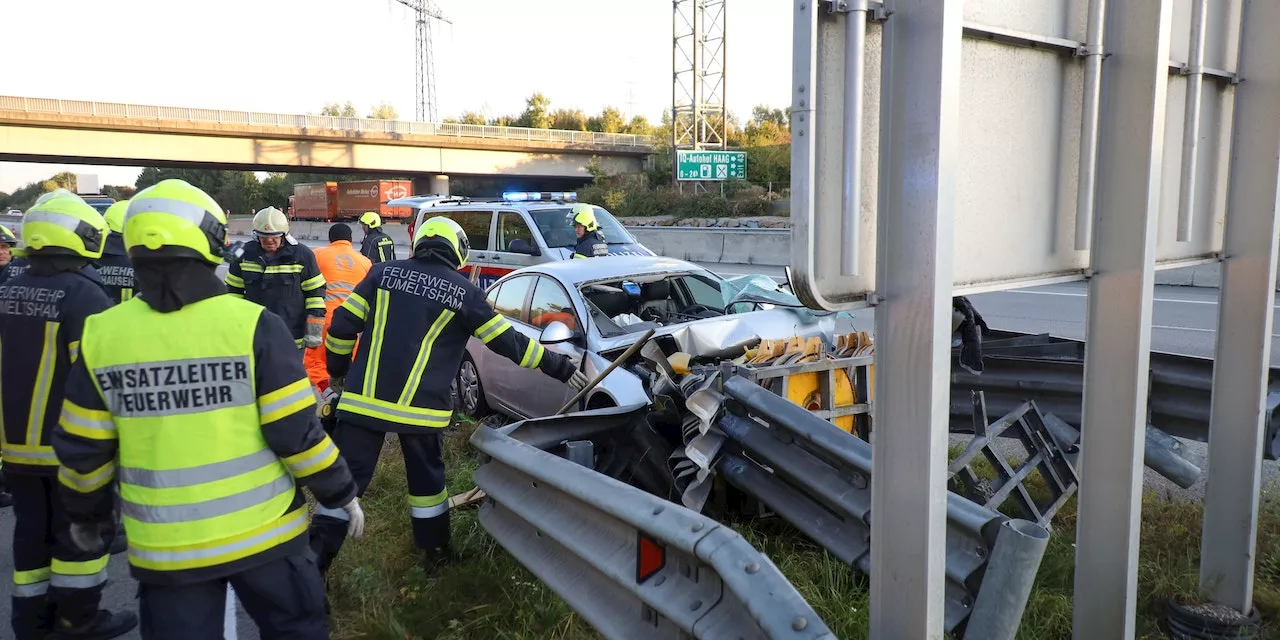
[323,428,1280,639]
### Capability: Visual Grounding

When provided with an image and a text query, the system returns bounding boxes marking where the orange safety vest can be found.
[305,240,373,389]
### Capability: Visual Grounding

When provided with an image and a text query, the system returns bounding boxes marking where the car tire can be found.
[456,355,490,419]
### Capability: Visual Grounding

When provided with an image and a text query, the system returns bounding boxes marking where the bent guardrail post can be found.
[470,424,835,640]
[718,376,1048,638]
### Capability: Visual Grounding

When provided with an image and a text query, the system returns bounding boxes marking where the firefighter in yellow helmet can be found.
[224,206,326,353]
[0,192,137,639]
[51,179,363,637]
[358,211,396,265]
[568,203,607,258]
[92,201,136,304]
[310,215,587,580]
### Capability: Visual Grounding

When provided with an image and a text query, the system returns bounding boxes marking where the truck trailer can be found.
[336,179,413,220]
[290,182,338,220]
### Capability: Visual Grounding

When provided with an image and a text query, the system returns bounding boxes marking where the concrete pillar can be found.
[412,175,450,197]
[430,175,450,196]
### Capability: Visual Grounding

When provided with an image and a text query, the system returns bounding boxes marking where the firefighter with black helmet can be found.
[51,179,364,637]
[0,191,137,640]
[309,215,589,580]
[224,206,326,352]
[568,203,608,258]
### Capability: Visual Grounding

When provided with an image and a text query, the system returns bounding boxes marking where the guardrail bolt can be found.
[745,562,760,574]
[690,600,702,612]
[792,617,809,631]
[652,506,664,516]
[692,522,704,532]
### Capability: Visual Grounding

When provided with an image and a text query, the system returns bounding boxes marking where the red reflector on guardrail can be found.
[636,532,666,584]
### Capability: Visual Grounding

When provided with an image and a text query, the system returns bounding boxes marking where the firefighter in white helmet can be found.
[224,207,326,353]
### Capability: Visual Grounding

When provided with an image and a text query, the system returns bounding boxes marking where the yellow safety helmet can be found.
[103,200,129,234]
[33,188,76,208]
[359,211,382,229]
[125,179,228,265]
[412,216,469,269]
[252,206,289,236]
[568,203,599,233]
[0,224,17,246]
[22,193,107,260]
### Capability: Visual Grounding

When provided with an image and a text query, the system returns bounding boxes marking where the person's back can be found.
[93,201,136,304]
[306,224,372,389]
[358,211,396,265]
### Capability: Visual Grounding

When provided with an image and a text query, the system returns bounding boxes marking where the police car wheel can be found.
[457,356,490,418]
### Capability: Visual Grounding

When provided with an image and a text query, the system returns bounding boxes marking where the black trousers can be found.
[308,421,449,575]
[9,473,111,640]
[138,553,327,640]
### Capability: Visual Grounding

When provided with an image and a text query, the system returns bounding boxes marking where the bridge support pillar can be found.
[413,175,450,197]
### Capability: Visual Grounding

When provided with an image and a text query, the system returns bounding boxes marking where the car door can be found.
[492,211,542,272]
[514,275,585,417]
[475,274,536,416]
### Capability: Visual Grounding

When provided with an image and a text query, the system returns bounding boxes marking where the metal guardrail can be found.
[470,412,834,640]
[708,376,1048,638]
[0,95,657,149]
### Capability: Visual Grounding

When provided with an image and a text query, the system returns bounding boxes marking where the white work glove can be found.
[304,321,323,349]
[68,522,106,554]
[342,498,365,538]
[566,369,589,391]
[329,376,345,396]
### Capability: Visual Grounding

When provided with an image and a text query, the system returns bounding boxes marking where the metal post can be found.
[1075,0,1108,250]
[1073,1,1173,637]
[1176,0,1210,242]
[1200,0,1280,614]
[869,0,963,637]
[841,2,868,277]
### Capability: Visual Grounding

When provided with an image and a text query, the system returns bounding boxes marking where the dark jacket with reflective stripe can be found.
[52,292,358,585]
[0,258,29,284]
[0,267,113,475]
[572,231,608,259]
[360,228,396,265]
[326,257,577,433]
[224,240,325,343]
[92,233,135,304]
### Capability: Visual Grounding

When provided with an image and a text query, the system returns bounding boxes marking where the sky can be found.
[0,0,792,192]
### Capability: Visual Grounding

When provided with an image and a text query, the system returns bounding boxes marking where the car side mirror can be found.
[539,321,575,345]
[508,238,541,256]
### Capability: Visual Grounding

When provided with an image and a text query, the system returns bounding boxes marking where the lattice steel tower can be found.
[672,0,727,180]
[394,0,451,122]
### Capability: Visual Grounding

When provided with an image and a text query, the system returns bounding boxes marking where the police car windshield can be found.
[529,207,636,249]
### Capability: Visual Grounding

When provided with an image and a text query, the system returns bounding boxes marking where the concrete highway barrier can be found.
[230,218,1238,289]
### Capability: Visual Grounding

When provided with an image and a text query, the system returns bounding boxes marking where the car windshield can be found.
[83,199,114,214]
[579,270,733,338]
[529,206,636,249]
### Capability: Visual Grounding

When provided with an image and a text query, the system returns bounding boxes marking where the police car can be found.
[393,192,655,288]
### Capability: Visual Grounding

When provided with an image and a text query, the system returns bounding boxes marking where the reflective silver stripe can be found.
[7,448,57,461]
[339,394,450,424]
[284,440,336,476]
[323,281,357,303]
[343,294,368,318]
[60,407,116,437]
[314,504,349,521]
[24,210,85,231]
[13,582,48,597]
[59,462,116,492]
[258,384,314,421]
[123,474,294,523]
[129,512,307,564]
[126,196,209,227]
[50,570,107,589]
[411,502,449,519]
[120,448,279,489]
[28,323,59,447]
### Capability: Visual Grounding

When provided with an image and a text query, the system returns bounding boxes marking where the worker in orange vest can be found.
[306,224,373,393]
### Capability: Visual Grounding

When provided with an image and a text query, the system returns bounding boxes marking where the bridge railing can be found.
[0,95,657,149]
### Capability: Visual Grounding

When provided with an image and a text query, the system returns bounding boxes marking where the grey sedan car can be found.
[454,255,855,420]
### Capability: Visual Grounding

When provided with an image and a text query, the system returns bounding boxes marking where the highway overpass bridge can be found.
[0,96,655,191]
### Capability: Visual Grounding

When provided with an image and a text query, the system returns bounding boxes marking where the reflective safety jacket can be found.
[360,228,396,265]
[0,268,113,475]
[224,240,325,346]
[304,240,372,388]
[92,232,135,304]
[52,294,357,585]
[326,257,578,432]
[572,231,608,259]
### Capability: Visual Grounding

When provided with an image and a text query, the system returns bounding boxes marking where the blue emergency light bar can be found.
[501,191,579,203]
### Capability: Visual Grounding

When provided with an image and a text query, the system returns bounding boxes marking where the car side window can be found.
[449,210,493,252]
[485,283,502,308]
[529,277,578,332]
[497,212,536,253]
[492,276,533,322]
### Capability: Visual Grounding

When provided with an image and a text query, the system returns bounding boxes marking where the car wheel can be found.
[456,355,490,418]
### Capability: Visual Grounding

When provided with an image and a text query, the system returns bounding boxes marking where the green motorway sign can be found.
[676,150,747,181]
